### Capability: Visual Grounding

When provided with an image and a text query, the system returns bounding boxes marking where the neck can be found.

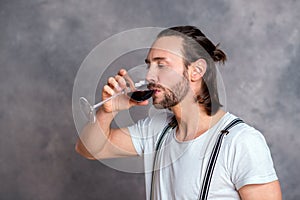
[171,96,226,141]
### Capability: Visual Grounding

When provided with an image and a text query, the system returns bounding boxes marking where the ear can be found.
[189,58,207,82]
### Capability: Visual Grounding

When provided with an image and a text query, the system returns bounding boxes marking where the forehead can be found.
[147,36,185,60]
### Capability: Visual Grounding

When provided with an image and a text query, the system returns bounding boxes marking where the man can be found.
[76,26,282,199]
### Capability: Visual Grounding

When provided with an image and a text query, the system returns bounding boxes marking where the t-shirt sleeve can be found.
[228,127,278,190]
[127,113,172,156]
[127,117,150,156]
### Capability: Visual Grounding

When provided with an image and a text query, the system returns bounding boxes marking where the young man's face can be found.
[145,36,190,109]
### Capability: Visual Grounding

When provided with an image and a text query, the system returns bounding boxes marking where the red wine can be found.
[127,90,154,102]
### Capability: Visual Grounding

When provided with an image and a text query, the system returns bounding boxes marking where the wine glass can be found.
[79,65,153,123]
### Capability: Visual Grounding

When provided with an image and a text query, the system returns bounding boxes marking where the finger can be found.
[115,75,127,89]
[123,74,135,91]
[118,69,135,90]
[118,69,127,76]
[137,100,149,106]
[107,77,122,92]
[103,85,115,96]
[130,99,149,106]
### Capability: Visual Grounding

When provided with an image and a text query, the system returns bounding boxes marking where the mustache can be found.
[147,82,166,90]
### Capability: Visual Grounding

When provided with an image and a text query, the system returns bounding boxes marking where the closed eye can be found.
[157,60,169,68]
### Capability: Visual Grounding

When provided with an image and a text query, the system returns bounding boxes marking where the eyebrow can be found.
[145,57,168,64]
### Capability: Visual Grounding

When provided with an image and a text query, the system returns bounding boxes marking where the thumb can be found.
[131,100,149,107]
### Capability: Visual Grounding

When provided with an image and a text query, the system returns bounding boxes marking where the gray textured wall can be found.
[0,0,299,199]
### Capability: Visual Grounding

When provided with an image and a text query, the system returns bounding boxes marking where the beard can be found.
[148,72,190,109]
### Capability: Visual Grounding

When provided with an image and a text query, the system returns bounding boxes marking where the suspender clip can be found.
[221,130,229,135]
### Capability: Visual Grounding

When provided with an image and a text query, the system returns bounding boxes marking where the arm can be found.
[75,108,138,160]
[228,128,281,199]
[75,69,148,160]
[239,180,282,200]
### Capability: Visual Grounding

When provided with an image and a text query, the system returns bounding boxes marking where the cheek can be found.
[159,68,185,88]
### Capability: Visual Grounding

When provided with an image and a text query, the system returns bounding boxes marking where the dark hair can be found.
[157,26,227,115]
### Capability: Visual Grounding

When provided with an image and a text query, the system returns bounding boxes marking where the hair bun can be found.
[213,44,227,64]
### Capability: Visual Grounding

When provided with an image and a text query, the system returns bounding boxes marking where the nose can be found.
[146,65,158,83]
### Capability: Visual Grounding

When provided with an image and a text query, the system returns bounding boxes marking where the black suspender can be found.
[198,118,244,200]
[150,117,244,200]
[150,117,177,200]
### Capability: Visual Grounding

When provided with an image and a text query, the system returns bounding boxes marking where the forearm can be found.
[76,107,117,158]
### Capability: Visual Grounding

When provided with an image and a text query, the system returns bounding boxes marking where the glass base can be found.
[79,97,96,123]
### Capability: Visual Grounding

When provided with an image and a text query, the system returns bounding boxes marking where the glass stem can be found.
[93,91,125,110]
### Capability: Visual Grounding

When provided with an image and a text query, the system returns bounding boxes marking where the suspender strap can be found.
[198,118,244,200]
[150,117,177,200]
[150,117,243,200]
[155,117,178,151]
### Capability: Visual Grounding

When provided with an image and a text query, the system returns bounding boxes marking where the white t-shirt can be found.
[128,112,278,200]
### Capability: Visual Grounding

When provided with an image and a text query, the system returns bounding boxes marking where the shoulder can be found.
[222,113,268,149]
[225,123,267,151]
[128,109,174,135]
[221,114,278,189]
[127,110,175,155]
[221,113,275,172]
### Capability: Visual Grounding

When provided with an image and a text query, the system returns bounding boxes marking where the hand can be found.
[101,69,149,113]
